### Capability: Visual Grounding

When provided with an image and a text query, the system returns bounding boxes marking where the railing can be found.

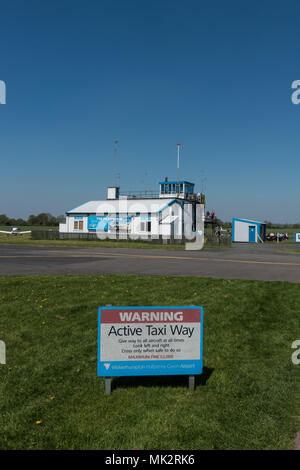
[119,190,159,198]
[119,190,205,202]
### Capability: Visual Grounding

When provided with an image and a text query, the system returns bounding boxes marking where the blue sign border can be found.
[97,306,203,377]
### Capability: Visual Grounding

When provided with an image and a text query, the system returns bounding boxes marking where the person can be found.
[211,210,215,220]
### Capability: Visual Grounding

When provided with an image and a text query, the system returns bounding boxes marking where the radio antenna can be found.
[114,139,119,187]
[176,143,183,193]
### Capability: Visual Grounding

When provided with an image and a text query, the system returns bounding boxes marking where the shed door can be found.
[249,226,256,243]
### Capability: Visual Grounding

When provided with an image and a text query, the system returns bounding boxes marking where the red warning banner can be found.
[100,308,201,324]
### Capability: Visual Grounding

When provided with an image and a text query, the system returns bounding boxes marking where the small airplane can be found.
[0,227,31,235]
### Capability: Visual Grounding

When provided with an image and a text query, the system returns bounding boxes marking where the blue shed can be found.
[232,218,266,243]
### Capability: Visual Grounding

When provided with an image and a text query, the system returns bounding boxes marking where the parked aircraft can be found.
[0,227,31,235]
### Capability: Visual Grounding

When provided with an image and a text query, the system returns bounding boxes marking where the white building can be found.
[59,179,205,240]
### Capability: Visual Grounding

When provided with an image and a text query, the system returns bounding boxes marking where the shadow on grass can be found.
[111,366,214,390]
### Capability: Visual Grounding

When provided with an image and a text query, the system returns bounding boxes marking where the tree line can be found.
[0,213,65,227]
[263,221,300,228]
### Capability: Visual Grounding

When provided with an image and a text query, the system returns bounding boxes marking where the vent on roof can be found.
[107,187,120,200]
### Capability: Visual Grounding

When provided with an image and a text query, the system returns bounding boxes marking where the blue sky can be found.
[1,0,300,222]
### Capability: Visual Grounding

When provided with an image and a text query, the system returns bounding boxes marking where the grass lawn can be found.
[0,274,299,450]
[0,232,230,250]
[0,233,184,250]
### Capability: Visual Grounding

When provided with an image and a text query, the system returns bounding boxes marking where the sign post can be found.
[98,306,203,394]
[104,377,112,396]
[188,375,195,392]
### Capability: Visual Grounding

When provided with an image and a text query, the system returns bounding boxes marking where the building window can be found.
[186,184,194,194]
[74,220,83,230]
[140,221,151,232]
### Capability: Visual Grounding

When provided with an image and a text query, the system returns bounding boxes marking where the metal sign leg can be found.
[105,378,112,395]
[188,375,195,392]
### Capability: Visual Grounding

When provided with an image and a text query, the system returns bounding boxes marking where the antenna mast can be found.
[114,139,119,187]
[201,171,207,194]
[176,143,183,194]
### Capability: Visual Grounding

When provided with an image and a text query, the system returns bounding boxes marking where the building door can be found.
[170,221,174,237]
[249,225,256,243]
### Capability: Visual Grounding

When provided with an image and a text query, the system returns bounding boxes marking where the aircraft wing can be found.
[17,231,31,234]
[0,230,12,234]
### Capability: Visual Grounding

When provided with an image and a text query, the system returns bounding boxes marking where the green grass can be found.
[0,232,231,250]
[0,274,299,450]
[0,233,184,250]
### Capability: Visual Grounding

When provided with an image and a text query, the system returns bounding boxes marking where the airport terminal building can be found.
[59,179,205,240]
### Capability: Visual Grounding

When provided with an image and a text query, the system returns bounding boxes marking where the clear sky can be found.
[1,0,300,223]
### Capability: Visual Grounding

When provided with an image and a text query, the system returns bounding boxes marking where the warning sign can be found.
[97,306,203,377]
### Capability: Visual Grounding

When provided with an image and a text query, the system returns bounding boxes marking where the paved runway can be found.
[0,243,300,282]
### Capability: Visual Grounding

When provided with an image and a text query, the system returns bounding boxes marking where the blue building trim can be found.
[232,217,261,226]
[156,199,177,213]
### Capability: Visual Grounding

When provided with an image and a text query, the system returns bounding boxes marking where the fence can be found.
[31,230,231,246]
[204,233,232,246]
[31,230,60,240]
[31,231,186,244]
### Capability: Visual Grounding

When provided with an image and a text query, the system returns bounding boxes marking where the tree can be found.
[0,214,9,225]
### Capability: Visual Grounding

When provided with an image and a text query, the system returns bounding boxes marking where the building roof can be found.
[232,217,266,225]
[67,198,178,215]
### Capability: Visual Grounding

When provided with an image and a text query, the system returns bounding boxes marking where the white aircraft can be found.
[0,227,31,235]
